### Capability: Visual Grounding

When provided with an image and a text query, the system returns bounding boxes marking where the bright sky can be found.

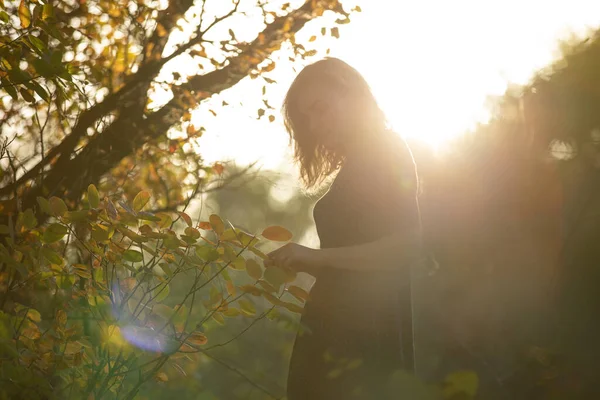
[161,0,600,175]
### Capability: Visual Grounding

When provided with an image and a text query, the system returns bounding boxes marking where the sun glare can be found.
[153,0,600,169]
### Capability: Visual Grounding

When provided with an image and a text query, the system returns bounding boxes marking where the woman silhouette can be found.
[266,58,422,399]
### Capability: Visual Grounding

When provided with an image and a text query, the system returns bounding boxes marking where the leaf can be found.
[209,214,224,236]
[56,310,67,327]
[198,221,211,230]
[27,309,41,323]
[153,282,170,303]
[186,331,208,346]
[258,279,277,294]
[442,371,479,399]
[261,226,292,241]
[155,212,172,229]
[264,266,286,290]
[91,224,111,242]
[331,27,339,38]
[49,196,67,217]
[178,212,192,227]
[287,285,309,302]
[87,184,99,208]
[184,226,200,240]
[257,108,265,118]
[43,223,68,243]
[21,209,37,229]
[19,0,31,28]
[238,299,256,316]
[30,81,49,102]
[239,285,262,296]
[155,372,168,382]
[309,35,317,42]
[223,308,240,317]
[41,246,63,265]
[20,88,35,103]
[132,191,150,212]
[195,245,219,262]
[246,259,262,280]
[212,312,225,325]
[120,277,136,292]
[123,250,143,263]
[36,197,51,215]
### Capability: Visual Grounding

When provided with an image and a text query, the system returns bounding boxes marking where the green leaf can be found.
[29,35,46,52]
[41,247,63,265]
[49,196,67,217]
[264,266,286,290]
[90,224,111,242]
[18,0,31,28]
[20,209,37,229]
[132,191,150,212]
[30,81,49,102]
[87,184,99,208]
[19,88,35,103]
[36,197,51,215]
[0,12,9,24]
[123,250,143,263]
[42,3,53,20]
[1,78,18,100]
[246,258,262,280]
[195,245,219,262]
[42,223,68,243]
[153,282,170,303]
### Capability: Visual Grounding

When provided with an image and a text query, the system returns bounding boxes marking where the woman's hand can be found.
[265,243,319,273]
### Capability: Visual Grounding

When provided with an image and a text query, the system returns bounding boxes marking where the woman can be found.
[266,58,422,399]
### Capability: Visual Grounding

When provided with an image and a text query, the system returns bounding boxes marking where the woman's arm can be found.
[265,229,421,273]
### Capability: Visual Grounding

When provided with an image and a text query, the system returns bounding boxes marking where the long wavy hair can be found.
[282,58,387,188]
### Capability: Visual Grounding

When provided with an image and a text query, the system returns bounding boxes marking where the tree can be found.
[0,0,353,223]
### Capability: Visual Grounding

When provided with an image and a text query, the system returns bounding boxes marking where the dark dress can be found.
[287,130,421,399]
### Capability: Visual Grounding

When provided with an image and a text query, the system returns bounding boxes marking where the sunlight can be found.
[153,0,600,168]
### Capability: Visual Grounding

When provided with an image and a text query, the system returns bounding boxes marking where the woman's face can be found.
[294,84,354,150]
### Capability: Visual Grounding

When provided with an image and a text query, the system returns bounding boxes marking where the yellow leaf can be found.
[186,331,208,346]
[209,214,225,236]
[133,191,150,212]
[87,184,100,208]
[309,35,317,42]
[19,0,31,28]
[442,371,478,399]
[155,372,168,382]
[287,285,309,302]
[223,308,240,317]
[261,226,292,242]
[56,310,67,327]
[27,309,41,323]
